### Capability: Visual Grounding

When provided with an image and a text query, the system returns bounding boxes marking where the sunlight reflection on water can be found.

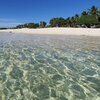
[0,33,100,100]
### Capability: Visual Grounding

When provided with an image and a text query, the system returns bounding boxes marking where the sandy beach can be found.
[0,28,100,36]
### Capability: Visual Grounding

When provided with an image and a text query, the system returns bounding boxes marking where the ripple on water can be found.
[0,35,100,100]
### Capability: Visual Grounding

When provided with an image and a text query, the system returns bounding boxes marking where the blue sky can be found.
[0,0,100,27]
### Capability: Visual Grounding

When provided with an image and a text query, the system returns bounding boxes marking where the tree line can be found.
[16,5,100,28]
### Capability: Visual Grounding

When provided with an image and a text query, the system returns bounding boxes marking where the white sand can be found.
[0,28,100,36]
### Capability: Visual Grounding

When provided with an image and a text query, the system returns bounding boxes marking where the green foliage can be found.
[0,28,8,30]
[77,15,100,24]
[81,11,88,16]
[76,15,100,27]
[49,6,100,28]
[40,21,47,28]
[16,23,39,29]
[15,5,100,29]
[88,5,100,15]
[50,17,65,27]
[98,16,100,22]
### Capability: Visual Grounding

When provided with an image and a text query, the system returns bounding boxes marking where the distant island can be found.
[15,5,100,29]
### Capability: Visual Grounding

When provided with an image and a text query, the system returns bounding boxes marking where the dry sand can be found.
[0,28,100,36]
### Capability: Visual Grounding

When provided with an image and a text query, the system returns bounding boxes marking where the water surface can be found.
[0,33,100,100]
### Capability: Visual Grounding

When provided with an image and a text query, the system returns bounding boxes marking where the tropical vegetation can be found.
[16,5,100,29]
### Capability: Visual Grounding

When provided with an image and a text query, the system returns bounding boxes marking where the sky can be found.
[0,0,100,27]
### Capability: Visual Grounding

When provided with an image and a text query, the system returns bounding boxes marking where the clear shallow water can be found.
[0,33,100,100]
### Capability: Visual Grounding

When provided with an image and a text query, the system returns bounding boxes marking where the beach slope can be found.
[0,28,100,36]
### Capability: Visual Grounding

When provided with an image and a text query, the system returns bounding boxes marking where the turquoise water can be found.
[0,33,100,100]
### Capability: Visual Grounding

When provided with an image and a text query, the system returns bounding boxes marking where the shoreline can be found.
[0,28,100,36]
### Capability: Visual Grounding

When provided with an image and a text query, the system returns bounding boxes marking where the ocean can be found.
[0,33,100,100]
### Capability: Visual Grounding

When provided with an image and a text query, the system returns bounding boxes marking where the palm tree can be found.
[40,21,47,28]
[81,11,88,16]
[66,17,71,27]
[75,14,79,18]
[70,16,76,27]
[89,5,100,15]
[66,17,70,21]
[75,14,79,21]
